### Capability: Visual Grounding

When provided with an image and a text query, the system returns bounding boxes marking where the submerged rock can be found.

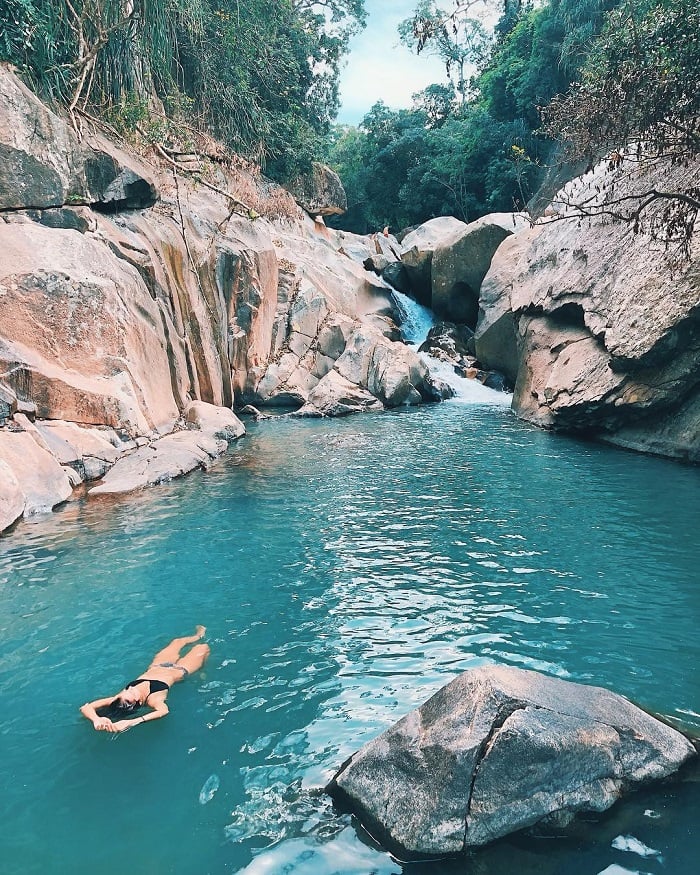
[326,665,695,859]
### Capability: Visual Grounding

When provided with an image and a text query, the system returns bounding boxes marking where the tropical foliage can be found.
[0,0,366,180]
[326,0,624,233]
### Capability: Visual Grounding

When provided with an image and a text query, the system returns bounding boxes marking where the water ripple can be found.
[0,405,698,875]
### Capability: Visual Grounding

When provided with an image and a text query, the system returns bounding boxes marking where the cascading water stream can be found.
[391,289,512,406]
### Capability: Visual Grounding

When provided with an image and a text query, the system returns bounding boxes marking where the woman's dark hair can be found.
[95,698,141,719]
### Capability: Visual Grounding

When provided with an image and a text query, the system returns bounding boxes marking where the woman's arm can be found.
[112,701,169,733]
[80,697,117,731]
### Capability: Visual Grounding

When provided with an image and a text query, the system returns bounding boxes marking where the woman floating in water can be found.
[80,626,210,733]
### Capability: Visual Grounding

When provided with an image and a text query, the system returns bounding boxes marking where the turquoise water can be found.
[1,402,698,875]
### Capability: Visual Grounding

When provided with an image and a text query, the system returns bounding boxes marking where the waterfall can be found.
[391,290,512,407]
[392,290,435,345]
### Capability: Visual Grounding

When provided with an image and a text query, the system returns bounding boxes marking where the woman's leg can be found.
[151,626,206,665]
[174,643,210,677]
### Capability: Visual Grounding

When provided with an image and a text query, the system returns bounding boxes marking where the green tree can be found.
[543,0,700,253]
[0,0,367,181]
[399,0,492,103]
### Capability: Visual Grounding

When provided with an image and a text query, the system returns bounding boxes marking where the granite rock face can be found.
[0,64,157,211]
[474,160,700,461]
[400,214,528,316]
[327,665,696,859]
[431,222,513,327]
[0,66,448,532]
[400,216,468,305]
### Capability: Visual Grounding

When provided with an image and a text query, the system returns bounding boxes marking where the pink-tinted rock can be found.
[89,430,226,496]
[0,458,25,531]
[184,401,245,440]
[0,429,72,514]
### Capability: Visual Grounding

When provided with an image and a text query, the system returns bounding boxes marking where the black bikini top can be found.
[125,678,170,698]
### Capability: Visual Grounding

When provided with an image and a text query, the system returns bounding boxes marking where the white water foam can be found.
[392,289,513,407]
[392,289,435,344]
[422,354,513,406]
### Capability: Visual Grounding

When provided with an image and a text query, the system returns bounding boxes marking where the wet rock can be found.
[334,326,430,407]
[421,375,455,401]
[480,371,510,392]
[418,321,475,362]
[238,404,272,421]
[381,261,411,294]
[363,253,391,274]
[89,431,226,496]
[327,665,696,859]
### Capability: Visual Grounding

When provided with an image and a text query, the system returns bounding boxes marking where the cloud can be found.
[336,0,449,125]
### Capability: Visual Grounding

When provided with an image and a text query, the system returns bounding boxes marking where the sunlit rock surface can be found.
[0,66,446,531]
[327,665,696,859]
[475,160,700,461]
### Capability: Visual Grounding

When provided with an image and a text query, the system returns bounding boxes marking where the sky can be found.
[336,0,450,125]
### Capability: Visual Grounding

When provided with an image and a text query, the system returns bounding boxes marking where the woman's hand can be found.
[112,720,135,733]
[92,717,117,732]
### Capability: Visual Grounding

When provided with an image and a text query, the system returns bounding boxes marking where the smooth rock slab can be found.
[89,431,226,495]
[326,665,696,859]
[0,429,73,515]
[0,459,25,532]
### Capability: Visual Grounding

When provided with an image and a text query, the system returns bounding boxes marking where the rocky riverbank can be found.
[0,65,450,533]
[2,60,698,534]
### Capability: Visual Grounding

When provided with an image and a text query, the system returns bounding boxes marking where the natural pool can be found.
[1,398,698,875]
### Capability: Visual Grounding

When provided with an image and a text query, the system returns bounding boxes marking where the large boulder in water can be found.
[418,321,475,363]
[334,325,431,407]
[475,159,700,461]
[431,219,514,327]
[326,664,696,859]
[400,217,468,305]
